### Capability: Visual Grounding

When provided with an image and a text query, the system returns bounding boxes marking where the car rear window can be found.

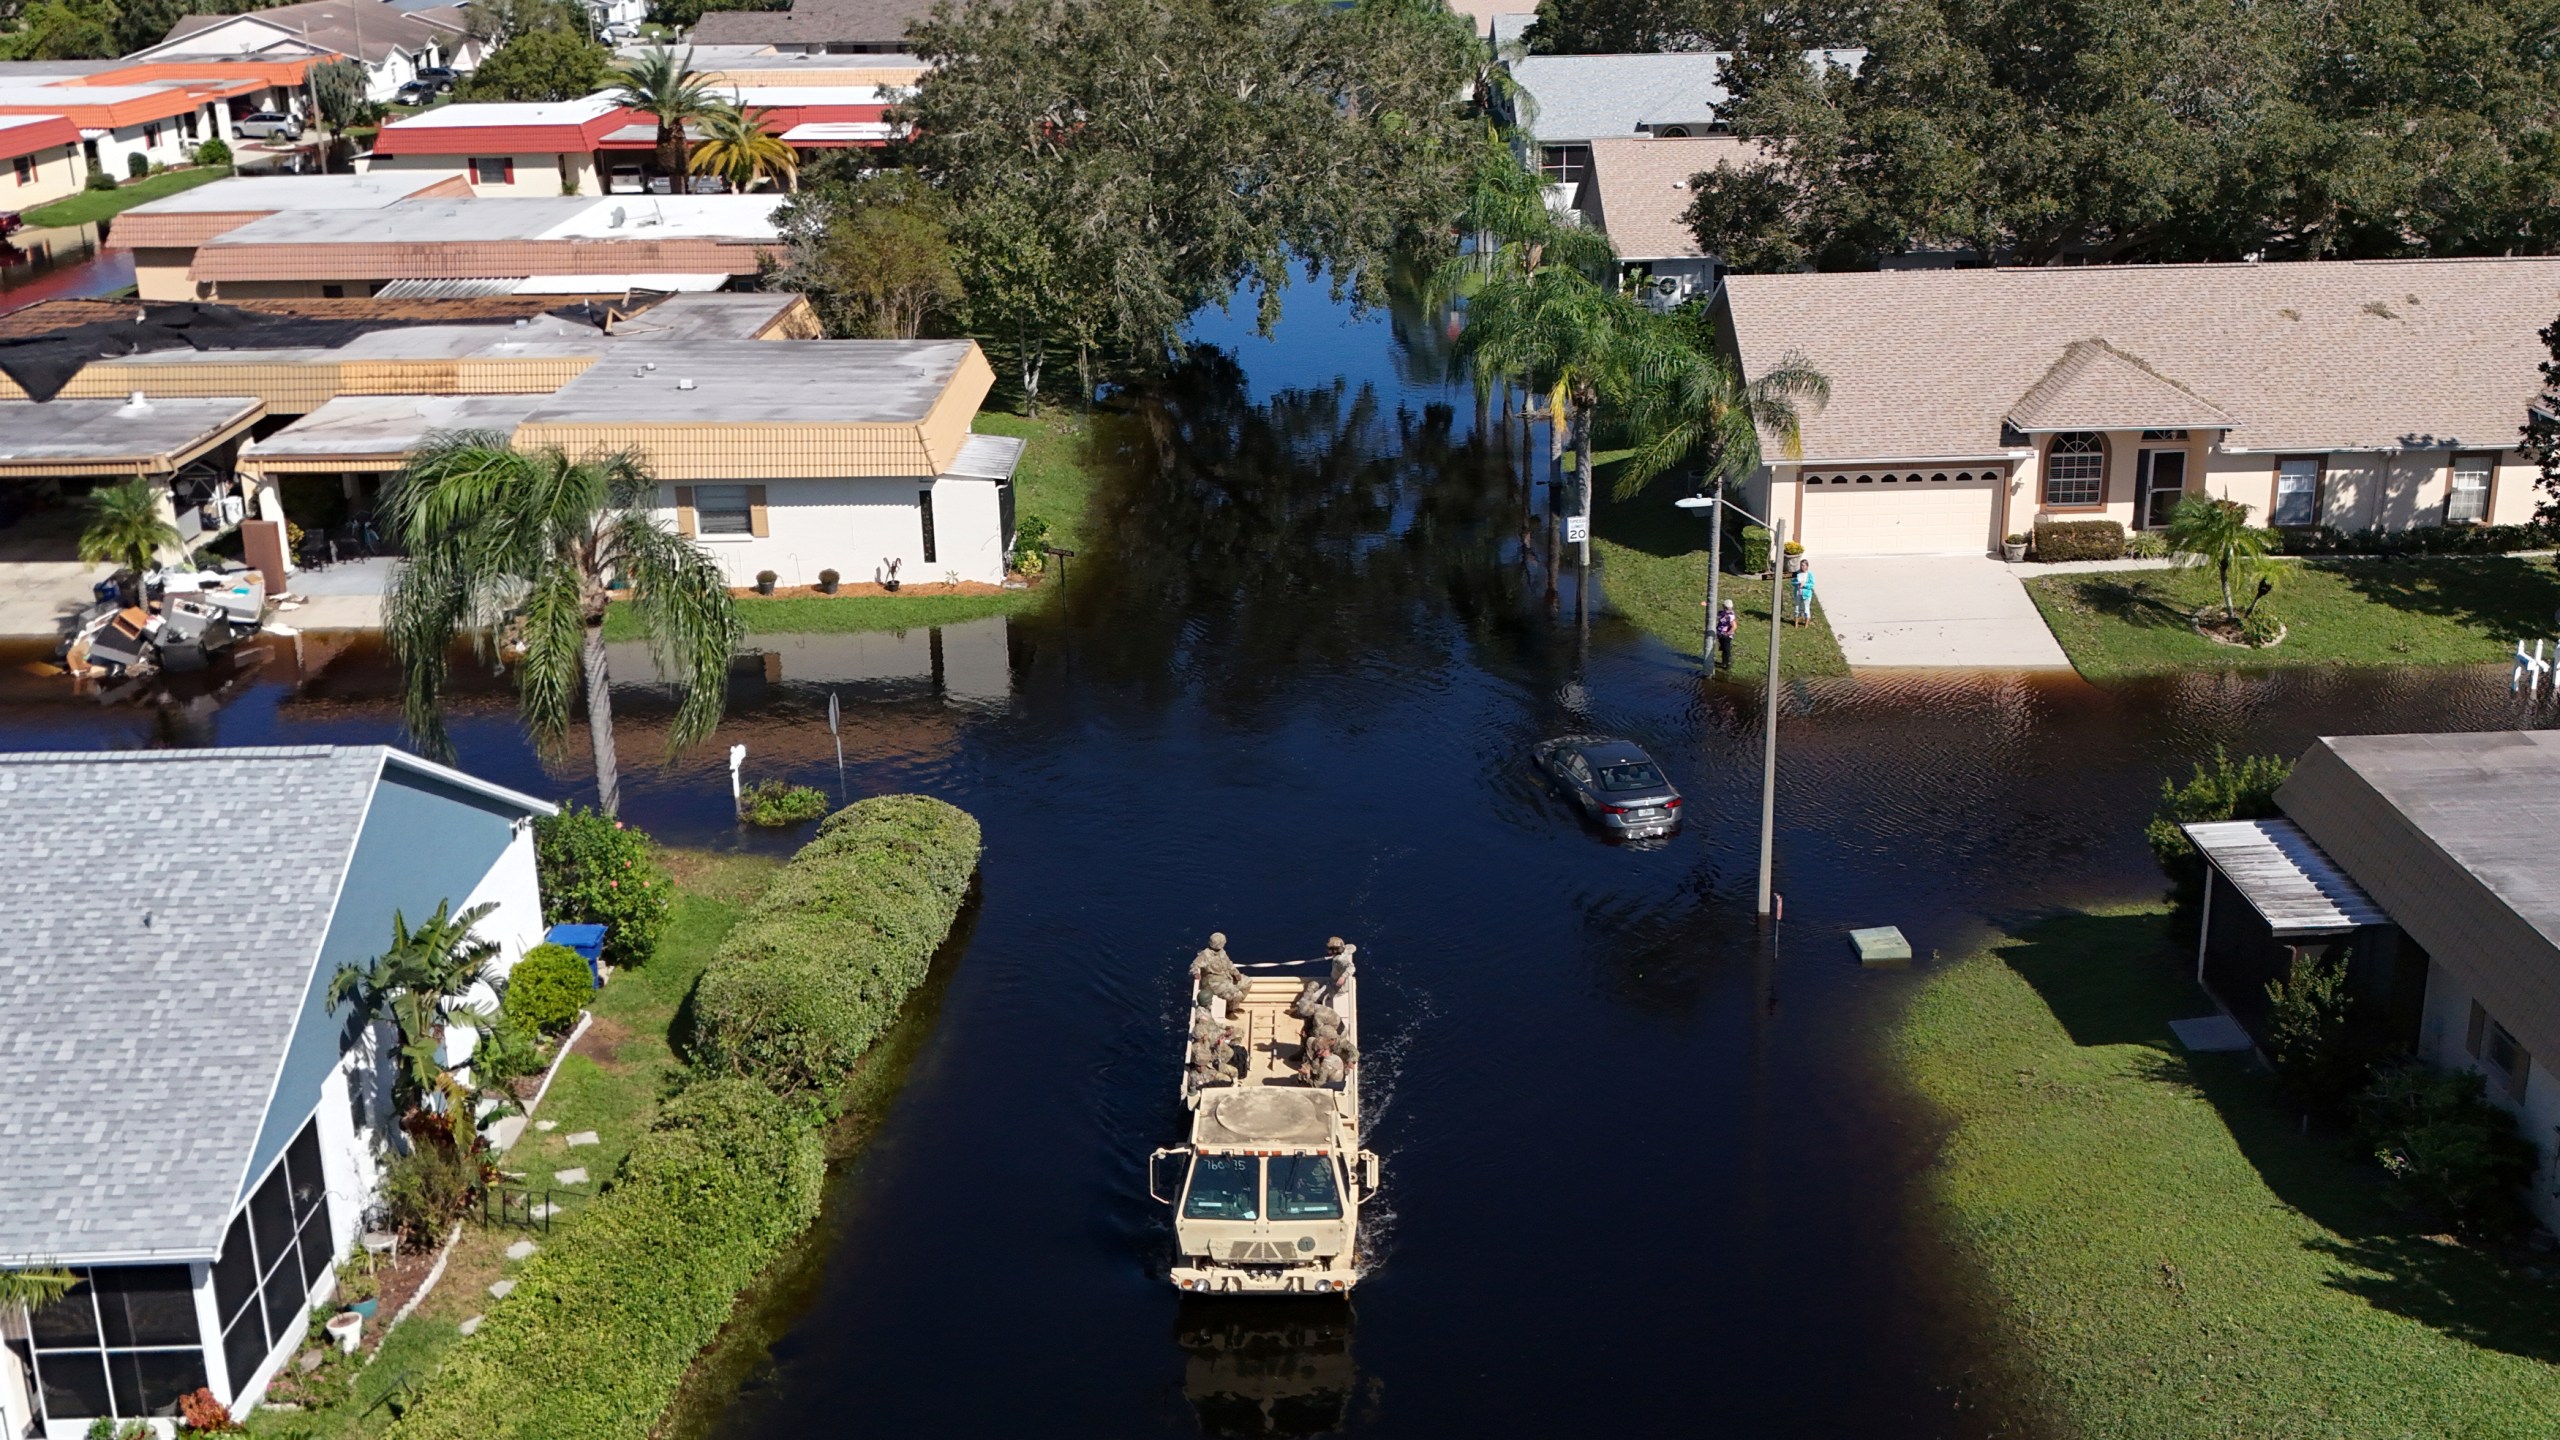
[1596,762,1666,792]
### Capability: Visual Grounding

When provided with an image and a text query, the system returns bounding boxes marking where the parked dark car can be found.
[1532,736,1684,839]
[394,81,436,104]
[412,67,457,87]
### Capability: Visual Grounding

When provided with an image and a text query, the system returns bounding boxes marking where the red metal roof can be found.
[0,115,80,160]
[372,107,634,158]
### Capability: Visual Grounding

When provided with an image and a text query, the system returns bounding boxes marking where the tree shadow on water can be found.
[1997,909,2560,1367]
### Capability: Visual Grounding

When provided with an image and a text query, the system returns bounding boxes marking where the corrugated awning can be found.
[2184,817,2392,935]
[510,274,729,294]
[371,277,525,298]
[941,432,1024,482]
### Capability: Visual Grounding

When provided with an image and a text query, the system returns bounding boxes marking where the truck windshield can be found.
[1183,1154,1260,1220]
[1266,1154,1342,1220]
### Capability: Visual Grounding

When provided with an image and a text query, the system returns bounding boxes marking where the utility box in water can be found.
[1849,926,1912,964]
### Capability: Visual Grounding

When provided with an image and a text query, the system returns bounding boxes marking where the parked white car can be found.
[234,111,298,140]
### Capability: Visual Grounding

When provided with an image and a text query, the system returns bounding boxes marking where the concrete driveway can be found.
[1811,555,2072,669]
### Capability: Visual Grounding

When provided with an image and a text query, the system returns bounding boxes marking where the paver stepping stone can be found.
[565,1130,600,1148]
[296,1349,324,1374]
[554,1167,589,1185]
[505,1240,538,1261]
[2169,1014,2252,1052]
[457,1316,482,1336]
[488,1279,516,1299]
[531,1203,561,1220]
[535,1120,558,1132]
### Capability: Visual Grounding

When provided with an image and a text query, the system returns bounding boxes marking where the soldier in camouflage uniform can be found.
[1290,978,1327,1019]
[1190,932,1245,1004]
[1188,1024,1240,1089]
[1325,938,1357,997]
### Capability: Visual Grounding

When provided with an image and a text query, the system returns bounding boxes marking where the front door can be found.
[2137,450,2187,529]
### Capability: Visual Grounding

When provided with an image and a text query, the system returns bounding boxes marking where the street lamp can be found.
[1675,483,1785,917]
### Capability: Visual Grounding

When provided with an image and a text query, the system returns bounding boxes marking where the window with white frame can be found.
[23,1266,207,1425]
[2448,454,2492,524]
[2042,432,2104,507]
[2271,457,2320,527]
[693,484,752,535]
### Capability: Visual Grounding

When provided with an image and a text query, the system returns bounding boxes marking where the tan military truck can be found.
[1149,941,1381,1295]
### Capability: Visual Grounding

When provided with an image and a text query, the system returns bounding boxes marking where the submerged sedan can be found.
[1532,736,1684,839]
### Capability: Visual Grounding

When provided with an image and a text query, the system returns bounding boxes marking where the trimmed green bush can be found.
[389,1078,825,1440]
[740,778,829,827]
[691,794,981,1100]
[193,137,232,167]
[502,943,591,1036]
[534,804,672,968]
[2031,517,2128,561]
[1738,524,1771,574]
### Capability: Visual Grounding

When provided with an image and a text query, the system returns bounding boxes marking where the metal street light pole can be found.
[1678,486,1783,914]
[1759,518,1784,917]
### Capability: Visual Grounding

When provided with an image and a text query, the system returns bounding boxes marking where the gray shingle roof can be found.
[0,746,542,1265]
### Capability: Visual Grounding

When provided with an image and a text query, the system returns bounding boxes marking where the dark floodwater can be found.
[7,281,2556,1437]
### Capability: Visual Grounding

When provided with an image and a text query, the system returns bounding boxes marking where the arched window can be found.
[2044,432,2105,507]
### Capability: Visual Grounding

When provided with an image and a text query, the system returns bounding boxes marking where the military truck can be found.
[1149,940,1381,1295]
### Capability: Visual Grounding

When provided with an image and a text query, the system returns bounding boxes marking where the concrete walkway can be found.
[1814,555,2073,669]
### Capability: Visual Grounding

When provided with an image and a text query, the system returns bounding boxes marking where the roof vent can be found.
[608,205,627,228]
[124,390,149,411]
[642,361,656,371]
[676,378,696,390]
[513,317,529,328]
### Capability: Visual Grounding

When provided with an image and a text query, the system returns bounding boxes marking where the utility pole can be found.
[1674,477,1728,678]
[1759,518,1784,917]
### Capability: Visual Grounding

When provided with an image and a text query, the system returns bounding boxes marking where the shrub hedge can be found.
[501,943,591,1036]
[2031,518,2128,561]
[534,803,672,968]
[390,1078,826,1440]
[691,794,981,1100]
[2281,520,2560,557]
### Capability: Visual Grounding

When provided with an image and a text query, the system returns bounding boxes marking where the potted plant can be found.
[2003,532,2029,562]
[338,1248,380,1320]
[817,568,840,594]
[755,569,777,596]
[1781,539,1806,575]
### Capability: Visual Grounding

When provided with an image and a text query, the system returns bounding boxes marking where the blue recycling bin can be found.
[545,923,610,988]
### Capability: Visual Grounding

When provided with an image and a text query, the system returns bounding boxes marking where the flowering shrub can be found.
[178,1387,238,1432]
[532,805,670,968]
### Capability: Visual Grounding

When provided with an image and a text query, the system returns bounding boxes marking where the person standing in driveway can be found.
[1792,564,1815,627]
[1713,599,1737,668]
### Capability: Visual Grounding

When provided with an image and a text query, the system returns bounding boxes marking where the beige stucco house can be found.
[1718,258,2560,555]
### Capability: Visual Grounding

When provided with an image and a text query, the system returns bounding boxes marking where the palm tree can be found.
[329,900,501,1117]
[381,433,740,816]
[610,44,719,183]
[688,104,796,192]
[0,1267,77,1311]
[77,478,182,597]
[1456,261,1650,551]
[1620,305,1830,497]
[2165,494,2271,622]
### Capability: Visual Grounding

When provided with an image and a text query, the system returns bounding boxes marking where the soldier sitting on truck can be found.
[1291,978,1327,1018]
[1189,1025,1241,1089]
[1191,932,1245,1004]
[1325,938,1357,997]
[1293,1031,1357,1088]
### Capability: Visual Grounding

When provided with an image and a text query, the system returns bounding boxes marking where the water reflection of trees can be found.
[1041,347,1543,720]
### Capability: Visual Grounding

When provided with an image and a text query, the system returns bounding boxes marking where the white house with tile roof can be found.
[1716,257,2560,556]
[0,747,550,1437]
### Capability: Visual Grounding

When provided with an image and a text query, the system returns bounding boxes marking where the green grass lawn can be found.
[1902,908,2560,1439]
[246,852,779,1439]
[26,165,231,229]
[1588,450,1849,679]
[604,410,1098,641]
[2024,556,2560,680]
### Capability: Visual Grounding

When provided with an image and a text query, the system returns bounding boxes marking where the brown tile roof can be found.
[1584,135,1762,262]
[0,295,646,340]
[162,2,463,64]
[1722,257,2560,462]
[2005,338,2234,433]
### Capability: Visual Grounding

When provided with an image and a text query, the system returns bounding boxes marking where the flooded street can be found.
[2,281,2553,1435]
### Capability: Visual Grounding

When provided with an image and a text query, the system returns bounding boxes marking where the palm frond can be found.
[609,510,741,753]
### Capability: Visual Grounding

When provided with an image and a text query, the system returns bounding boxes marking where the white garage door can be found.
[1798,469,2000,556]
